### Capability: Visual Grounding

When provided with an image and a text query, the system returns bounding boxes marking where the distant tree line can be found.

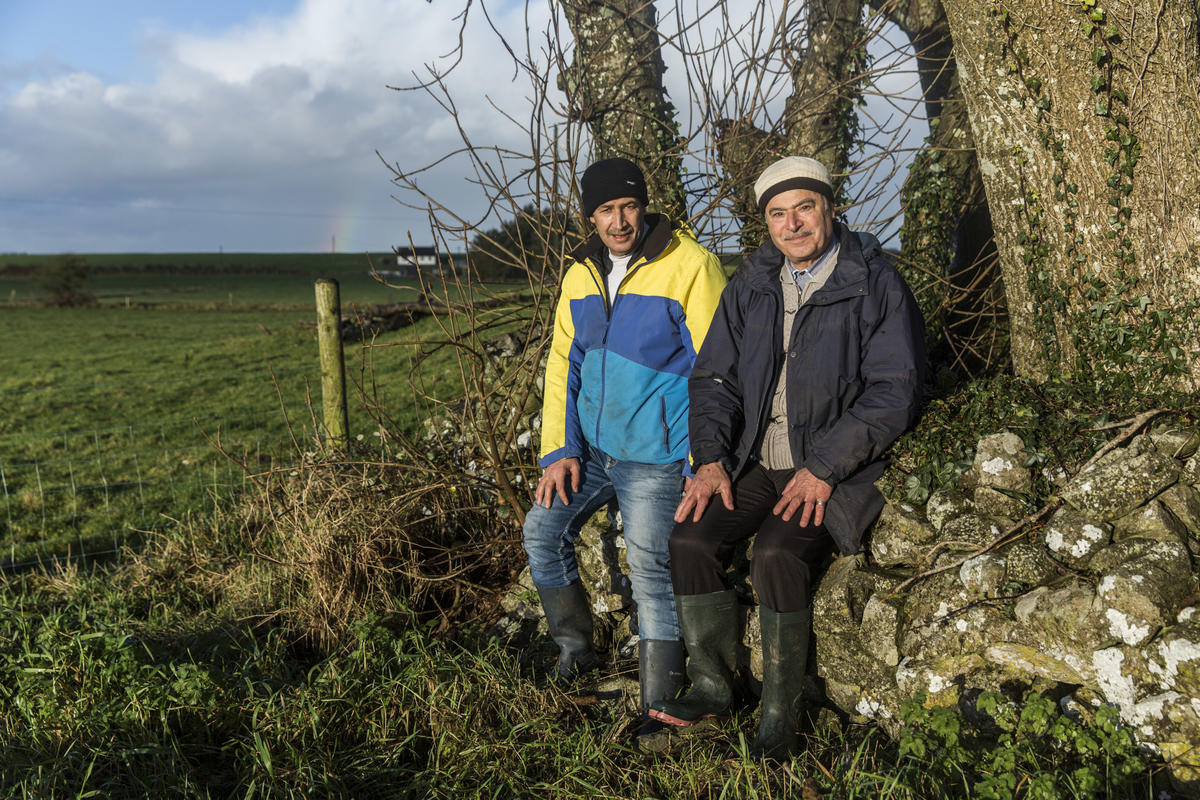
[467,205,578,283]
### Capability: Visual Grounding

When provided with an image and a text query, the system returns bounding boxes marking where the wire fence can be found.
[0,372,311,572]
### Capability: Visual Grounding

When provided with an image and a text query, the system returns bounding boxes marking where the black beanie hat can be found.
[581,158,649,217]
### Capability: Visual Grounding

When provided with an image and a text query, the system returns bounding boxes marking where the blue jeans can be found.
[522,444,684,642]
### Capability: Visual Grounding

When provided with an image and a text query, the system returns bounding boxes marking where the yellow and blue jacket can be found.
[540,213,727,467]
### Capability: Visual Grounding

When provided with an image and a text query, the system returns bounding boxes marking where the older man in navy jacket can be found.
[648,156,925,759]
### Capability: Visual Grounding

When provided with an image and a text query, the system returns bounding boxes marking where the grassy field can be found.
[0,251,424,308]
[0,261,478,567]
[0,255,1172,798]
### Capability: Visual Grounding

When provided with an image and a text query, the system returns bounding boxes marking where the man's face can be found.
[589,197,646,257]
[765,188,834,270]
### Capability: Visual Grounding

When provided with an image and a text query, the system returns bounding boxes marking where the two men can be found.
[522,158,727,714]
[649,156,925,759]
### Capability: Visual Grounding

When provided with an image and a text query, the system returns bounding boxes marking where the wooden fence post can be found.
[314,278,349,449]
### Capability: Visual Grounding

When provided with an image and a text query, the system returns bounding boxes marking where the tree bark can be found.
[873,0,1004,375]
[714,118,788,253]
[943,0,1200,387]
[714,0,869,252]
[785,0,870,189]
[558,0,686,220]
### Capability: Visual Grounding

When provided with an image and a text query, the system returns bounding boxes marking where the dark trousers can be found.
[669,464,835,612]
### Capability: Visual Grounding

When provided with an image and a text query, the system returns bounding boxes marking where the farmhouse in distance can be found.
[376,245,468,280]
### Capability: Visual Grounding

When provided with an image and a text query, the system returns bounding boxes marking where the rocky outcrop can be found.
[819,428,1200,792]
[496,424,1200,790]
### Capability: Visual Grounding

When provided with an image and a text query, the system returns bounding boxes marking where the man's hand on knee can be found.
[773,468,832,526]
[535,457,581,508]
[675,462,734,523]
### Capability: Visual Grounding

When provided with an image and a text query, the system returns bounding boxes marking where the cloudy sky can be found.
[1,1,924,255]
[0,0,544,254]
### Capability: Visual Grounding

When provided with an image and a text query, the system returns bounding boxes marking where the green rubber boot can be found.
[632,638,687,753]
[649,590,739,727]
[749,606,810,761]
[639,638,687,710]
[538,582,600,685]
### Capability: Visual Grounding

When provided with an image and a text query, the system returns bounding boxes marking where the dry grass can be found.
[117,446,524,652]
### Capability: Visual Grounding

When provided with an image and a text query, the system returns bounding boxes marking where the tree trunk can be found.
[784,0,870,191]
[875,0,1005,375]
[558,0,686,220]
[714,0,868,252]
[943,0,1200,388]
[714,118,787,253]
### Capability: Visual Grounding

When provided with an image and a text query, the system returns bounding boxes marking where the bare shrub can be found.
[249,453,520,646]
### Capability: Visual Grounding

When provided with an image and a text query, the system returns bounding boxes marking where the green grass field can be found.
[0,251,425,308]
[0,261,473,566]
[0,256,1171,798]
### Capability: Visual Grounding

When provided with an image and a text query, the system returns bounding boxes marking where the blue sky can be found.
[2,2,296,85]
[0,0,537,253]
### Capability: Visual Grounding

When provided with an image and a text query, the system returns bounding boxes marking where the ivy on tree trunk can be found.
[558,0,686,220]
[942,0,1200,389]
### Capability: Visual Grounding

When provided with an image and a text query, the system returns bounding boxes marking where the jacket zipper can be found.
[740,285,784,474]
[763,290,783,467]
[587,255,650,448]
[660,395,670,452]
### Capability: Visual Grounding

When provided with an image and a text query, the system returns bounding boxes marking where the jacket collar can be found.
[571,212,675,269]
[739,221,870,303]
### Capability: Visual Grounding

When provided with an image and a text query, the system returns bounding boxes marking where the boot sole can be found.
[647,708,727,728]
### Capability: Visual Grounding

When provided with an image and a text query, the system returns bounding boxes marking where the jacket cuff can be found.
[693,450,736,477]
[803,455,837,486]
[539,447,580,468]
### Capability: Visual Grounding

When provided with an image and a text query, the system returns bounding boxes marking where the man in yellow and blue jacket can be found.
[523,157,726,722]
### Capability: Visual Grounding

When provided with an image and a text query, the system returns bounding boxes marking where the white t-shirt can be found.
[607,251,633,300]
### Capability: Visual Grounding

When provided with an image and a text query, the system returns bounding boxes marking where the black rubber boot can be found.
[632,638,687,753]
[749,606,810,761]
[649,590,739,727]
[639,638,687,710]
[538,582,600,684]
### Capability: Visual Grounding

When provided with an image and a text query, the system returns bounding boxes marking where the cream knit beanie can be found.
[753,156,834,212]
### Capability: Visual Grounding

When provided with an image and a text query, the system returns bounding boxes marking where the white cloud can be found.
[0,0,553,252]
[0,0,925,253]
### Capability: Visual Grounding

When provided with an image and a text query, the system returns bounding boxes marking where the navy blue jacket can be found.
[688,222,925,554]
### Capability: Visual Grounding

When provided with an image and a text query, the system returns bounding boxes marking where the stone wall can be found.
[496,425,1200,790]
